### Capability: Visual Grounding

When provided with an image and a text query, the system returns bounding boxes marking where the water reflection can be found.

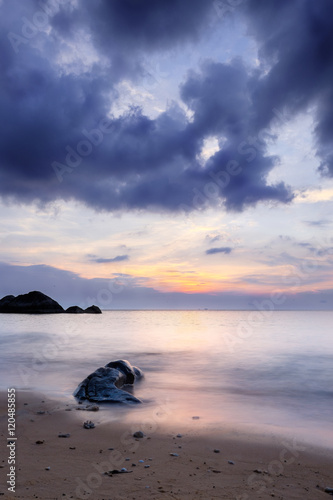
[1,311,333,447]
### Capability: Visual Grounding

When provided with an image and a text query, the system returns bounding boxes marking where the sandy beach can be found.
[0,390,332,500]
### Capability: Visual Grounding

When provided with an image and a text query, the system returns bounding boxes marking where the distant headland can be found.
[0,291,102,314]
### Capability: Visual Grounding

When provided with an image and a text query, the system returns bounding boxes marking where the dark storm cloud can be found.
[241,0,333,177]
[0,0,332,213]
[51,0,215,51]
[90,255,129,264]
[206,247,232,255]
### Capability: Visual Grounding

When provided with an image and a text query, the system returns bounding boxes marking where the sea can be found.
[1,310,332,449]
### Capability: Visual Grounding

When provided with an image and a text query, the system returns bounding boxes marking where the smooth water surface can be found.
[1,310,332,447]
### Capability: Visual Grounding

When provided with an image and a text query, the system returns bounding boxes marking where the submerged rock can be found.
[74,359,143,404]
[0,291,64,314]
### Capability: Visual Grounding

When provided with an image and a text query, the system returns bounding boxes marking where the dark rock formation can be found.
[66,306,85,314]
[0,291,103,314]
[74,359,143,404]
[0,291,64,314]
[84,305,102,314]
[0,295,15,308]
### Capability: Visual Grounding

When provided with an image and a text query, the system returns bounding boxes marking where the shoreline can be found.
[1,391,332,499]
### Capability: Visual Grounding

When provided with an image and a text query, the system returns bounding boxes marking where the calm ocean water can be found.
[1,310,332,448]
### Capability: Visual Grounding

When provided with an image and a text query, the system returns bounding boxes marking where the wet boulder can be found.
[74,360,143,404]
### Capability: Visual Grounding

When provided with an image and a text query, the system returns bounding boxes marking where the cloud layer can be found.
[0,0,332,213]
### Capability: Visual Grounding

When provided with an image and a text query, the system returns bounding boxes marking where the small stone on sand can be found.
[133,431,145,438]
[83,420,95,429]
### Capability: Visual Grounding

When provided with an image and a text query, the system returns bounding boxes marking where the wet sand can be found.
[0,390,332,499]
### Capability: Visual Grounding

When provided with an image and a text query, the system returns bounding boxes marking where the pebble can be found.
[213,449,220,453]
[253,469,262,474]
[36,440,44,445]
[133,431,145,438]
[58,433,70,438]
[83,420,95,429]
[228,460,235,465]
[125,458,130,461]
[144,465,150,468]
[86,404,99,412]
[45,467,50,471]
[36,411,45,415]
[170,453,179,457]
[138,460,145,463]
[176,434,183,438]
[192,416,200,420]
[121,468,127,472]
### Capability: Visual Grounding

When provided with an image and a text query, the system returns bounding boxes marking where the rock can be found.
[58,433,70,438]
[65,306,84,314]
[0,291,64,314]
[170,453,179,457]
[86,404,99,411]
[74,359,143,403]
[104,469,133,476]
[0,291,103,314]
[228,460,235,465]
[133,431,145,438]
[0,295,15,309]
[325,487,333,495]
[83,420,95,429]
[213,449,220,453]
[84,305,102,314]
[36,440,44,444]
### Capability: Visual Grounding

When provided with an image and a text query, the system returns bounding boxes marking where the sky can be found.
[1,0,333,310]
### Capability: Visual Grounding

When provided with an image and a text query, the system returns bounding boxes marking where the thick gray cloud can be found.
[0,0,332,213]
[241,0,333,177]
